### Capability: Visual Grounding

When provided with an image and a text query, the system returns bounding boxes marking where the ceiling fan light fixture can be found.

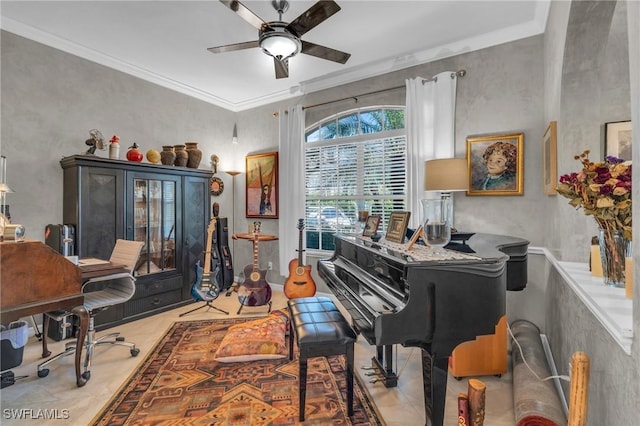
[259,25,301,59]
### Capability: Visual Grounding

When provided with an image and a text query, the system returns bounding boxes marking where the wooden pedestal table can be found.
[232,233,278,314]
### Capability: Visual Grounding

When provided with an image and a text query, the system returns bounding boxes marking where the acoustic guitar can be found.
[237,222,272,313]
[284,219,316,299]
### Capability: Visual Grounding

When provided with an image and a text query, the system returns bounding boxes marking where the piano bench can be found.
[287,296,357,422]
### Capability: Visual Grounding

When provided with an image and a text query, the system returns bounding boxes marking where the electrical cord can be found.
[507,322,570,383]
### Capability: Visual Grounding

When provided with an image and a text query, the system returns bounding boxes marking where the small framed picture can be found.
[467,132,524,196]
[362,215,380,237]
[605,120,632,161]
[543,121,557,195]
[385,211,411,243]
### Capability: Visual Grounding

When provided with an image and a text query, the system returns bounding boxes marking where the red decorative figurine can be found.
[126,143,143,162]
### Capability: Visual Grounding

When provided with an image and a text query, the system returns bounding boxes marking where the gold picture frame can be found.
[362,215,380,237]
[246,152,278,218]
[385,211,411,243]
[543,121,557,195]
[466,132,524,196]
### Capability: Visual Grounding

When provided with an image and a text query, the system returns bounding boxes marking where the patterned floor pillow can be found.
[214,310,288,363]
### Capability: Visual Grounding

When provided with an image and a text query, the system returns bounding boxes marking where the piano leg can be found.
[72,305,89,387]
[371,345,398,387]
[421,349,448,426]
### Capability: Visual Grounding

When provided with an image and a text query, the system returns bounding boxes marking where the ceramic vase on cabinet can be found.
[185,142,202,169]
[160,146,176,166]
[174,144,188,167]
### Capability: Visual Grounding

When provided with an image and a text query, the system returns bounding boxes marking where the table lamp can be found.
[423,158,469,237]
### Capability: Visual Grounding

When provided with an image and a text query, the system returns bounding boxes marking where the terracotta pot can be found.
[160,146,176,166]
[174,144,188,167]
[185,142,202,169]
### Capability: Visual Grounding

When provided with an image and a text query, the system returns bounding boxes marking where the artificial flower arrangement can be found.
[556,150,632,241]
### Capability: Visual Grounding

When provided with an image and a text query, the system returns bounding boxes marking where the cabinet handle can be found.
[151,298,160,306]
[184,238,189,246]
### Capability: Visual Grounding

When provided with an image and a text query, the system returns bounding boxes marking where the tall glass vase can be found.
[421,198,451,251]
[598,227,629,288]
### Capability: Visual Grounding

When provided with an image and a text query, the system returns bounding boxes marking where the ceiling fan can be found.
[208,0,351,79]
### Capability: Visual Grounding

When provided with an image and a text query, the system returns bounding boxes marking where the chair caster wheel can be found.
[81,371,91,380]
[131,348,140,357]
[37,369,49,378]
[116,336,125,342]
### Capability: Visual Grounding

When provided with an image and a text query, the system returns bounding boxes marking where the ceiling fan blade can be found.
[207,40,259,54]
[301,40,350,64]
[274,57,289,79]
[286,1,341,37]
[219,0,267,30]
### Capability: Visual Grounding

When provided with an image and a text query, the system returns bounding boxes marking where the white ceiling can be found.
[1,1,549,112]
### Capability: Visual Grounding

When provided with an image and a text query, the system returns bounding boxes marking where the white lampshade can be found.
[424,158,469,192]
[260,31,300,59]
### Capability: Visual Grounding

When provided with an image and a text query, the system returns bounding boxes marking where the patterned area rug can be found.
[91,317,382,425]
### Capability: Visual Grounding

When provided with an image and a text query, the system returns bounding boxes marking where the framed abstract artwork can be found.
[466,132,524,196]
[246,152,278,218]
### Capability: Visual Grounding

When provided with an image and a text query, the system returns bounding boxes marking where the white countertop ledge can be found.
[532,246,633,354]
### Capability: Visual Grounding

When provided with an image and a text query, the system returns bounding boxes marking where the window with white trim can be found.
[305,106,406,251]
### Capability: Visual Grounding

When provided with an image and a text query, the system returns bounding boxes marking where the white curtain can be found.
[405,72,458,228]
[278,105,306,275]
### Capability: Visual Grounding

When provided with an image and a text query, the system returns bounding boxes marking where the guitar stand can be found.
[236,300,272,316]
[179,301,229,317]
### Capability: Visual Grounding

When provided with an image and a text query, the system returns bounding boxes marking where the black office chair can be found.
[38,239,144,380]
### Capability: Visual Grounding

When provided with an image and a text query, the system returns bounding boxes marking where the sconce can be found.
[232,123,238,145]
[0,155,15,221]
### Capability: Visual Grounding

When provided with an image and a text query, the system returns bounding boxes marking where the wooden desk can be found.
[0,243,127,387]
[0,240,88,386]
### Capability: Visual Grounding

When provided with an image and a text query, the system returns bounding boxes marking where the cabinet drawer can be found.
[124,290,182,317]
[134,275,183,299]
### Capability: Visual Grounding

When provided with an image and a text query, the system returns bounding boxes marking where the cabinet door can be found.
[128,172,181,277]
[78,167,125,259]
[183,175,210,299]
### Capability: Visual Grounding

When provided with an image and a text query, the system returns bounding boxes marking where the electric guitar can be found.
[237,222,272,311]
[284,219,316,299]
[191,218,221,300]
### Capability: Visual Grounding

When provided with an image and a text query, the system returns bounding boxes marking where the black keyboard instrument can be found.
[317,232,529,426]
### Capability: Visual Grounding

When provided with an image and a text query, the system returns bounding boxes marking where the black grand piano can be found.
[317,232,529,426]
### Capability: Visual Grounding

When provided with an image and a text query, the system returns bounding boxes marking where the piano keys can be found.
[317,232,529,426]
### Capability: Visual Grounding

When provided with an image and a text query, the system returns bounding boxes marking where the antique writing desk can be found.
[0,240,126,387]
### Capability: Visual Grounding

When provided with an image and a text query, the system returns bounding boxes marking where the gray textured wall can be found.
[1,0,638,422]
[543,1,638,424]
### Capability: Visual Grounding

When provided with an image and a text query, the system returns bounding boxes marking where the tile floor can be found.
[1,287,515,425]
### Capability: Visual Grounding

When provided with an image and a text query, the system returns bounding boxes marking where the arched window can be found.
[305,106,406,251]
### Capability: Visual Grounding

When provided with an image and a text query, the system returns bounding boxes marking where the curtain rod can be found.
[300,69,466,111]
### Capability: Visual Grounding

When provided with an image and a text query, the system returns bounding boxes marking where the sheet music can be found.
[357,235,482,262]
